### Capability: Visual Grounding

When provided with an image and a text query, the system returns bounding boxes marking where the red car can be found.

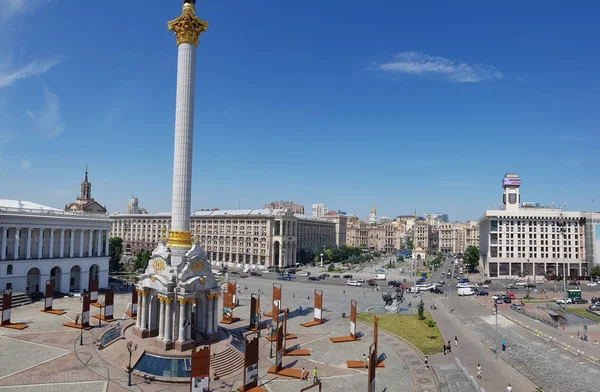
[368,279,376,286]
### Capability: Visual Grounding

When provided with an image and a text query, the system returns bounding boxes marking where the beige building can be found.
[110,209,338,267]
[413,220,431,252]
[346,220,403,253]
[437,221,480,254]
[263,200,304,214]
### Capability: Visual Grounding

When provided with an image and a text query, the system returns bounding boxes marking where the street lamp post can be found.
[494,303,498,359]
[269,325,274,359]
[79,312,84,346]
[320,253,324,268]
[126,341,138,386]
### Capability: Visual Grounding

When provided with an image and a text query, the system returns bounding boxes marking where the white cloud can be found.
[36,88,64,138]
[374,51,503,83]
[0,57,64,88]
[0,0,50,22]
[20,159,31,169]
[25,109,35,118]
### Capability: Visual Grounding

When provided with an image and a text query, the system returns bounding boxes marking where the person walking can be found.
[476,364,482,379]
[502,338,506,351]
[454,336,458,347]
[301,367,308,381]
[313,367,318,383]
[443,344,447,355]
[447,341,452,354]
[363,353,368,368]
[506,383,512,392]
[424,355,429,369]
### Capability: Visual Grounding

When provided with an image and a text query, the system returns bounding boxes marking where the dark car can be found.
[478,291,489,296]
[506,284,519,290]
[503,297,512,303]
[368,279,376,286]
[592,297,600,304]
[277,275,292,281]
[250,271,262,276]
[525,284,536,288]
[388,280,400,287]
[430,287,444,294]
[332,275,340,278]
[343,274,353,279]
[568,281,580,286]
[483,279,492,284]
[572,298,588,304]
[309,276,319,281]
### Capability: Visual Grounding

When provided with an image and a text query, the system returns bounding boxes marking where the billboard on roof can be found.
[503,178,521,186]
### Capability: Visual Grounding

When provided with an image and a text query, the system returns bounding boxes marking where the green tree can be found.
[417,299,425,320]
[108,237,123,273]
[134,249,151,271]
[463,245,480,272]
[591,266,600,280]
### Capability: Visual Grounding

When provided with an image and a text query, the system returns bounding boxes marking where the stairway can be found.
[0,293,31,311]
[211,346,244,378]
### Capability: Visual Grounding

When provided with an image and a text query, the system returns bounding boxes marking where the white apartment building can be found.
[311,203,328,218]
[110,209,338,267]
[0,200,111,294]
[479,174,587,279]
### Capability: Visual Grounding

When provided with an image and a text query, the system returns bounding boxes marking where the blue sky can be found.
[0,0,598,221]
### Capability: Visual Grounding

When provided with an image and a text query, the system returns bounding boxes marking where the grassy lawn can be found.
[356,313,444,355]
[567,307,600,322]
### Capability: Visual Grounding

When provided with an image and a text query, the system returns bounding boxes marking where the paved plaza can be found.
[0,274,438,392]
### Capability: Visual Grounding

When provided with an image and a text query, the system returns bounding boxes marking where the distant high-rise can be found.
[312,203,328,217]
[263,200,304,214]
[125,196,148,214]
[425,212,449,223]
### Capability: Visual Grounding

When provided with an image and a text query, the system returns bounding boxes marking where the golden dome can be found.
[370,204,376,214]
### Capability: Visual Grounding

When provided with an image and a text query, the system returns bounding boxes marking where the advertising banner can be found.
[89,279,99,303]
[1,290,11,325]
[249,294,260,330]
[242,333,260,390]
[81,294,90,327]
[190,346,210,392]
[44,281,53,311]
[350,299,357,338]
[104,288,114,320]
[314,289,323,322]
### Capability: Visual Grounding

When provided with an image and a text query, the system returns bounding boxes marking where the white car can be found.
[515,281,527,286]
[556,298,572,305]
[357,278,366,283]
[482,284,489,288]
[347,280,362,286]
[299,272,310,277]
[586,282,598,287]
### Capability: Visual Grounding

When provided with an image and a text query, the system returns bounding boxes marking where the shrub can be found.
[426,319,436,328]
[417,299,425,320]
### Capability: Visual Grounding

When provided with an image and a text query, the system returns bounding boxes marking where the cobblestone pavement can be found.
[460,314,600,392]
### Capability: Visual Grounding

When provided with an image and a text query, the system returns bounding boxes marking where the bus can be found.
[567,289,582,299]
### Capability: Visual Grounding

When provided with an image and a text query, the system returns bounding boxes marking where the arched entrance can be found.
[89,264,99,287]
[26,268,41,294]
[50,266,62,292]
[70,265,81,291]
[273,241,280,267]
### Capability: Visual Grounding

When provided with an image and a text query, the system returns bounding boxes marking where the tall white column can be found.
[135,290,142,329]
[69,229,75,258]
[186,298,193,340]
[13,229,20,260]
[59,229,65,258]
[140,291,148,331]
[37,228,43,259]
[49,229,54,258]
[26,228,32,260]
[88,230,93,257]
[104,231,109,256]
[79,230,84,257]
[177,299,187,342]
[212,297,218,334]
[96,230,102,257]
[165,299,173,342]
[0,228,7,261]
[158,297,166,339]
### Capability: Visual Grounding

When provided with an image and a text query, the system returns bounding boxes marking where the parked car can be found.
[515,281,527,286]
[68,289,81,298]
[571,298,588,304]
[483,279,492,284]
[322,273,330,278]
[308,276,319,281]
[437,281,445,285]
[586,282,598,287]
[250,271,262,276]
[525,284,536,288]
[568,281,580,286]
[342,274,353,279]
[589,304,600,311]
[506,284,518,289]
[357,278,366,283]
[277,275,293,281]
[388,280,400,287]
[592,297,600,304]
[332,275,340,278]
[556,298,573,305]
[495,298,504,304]
[368,279,376,286]
[430,287,444,294]
[299,272,311,277]
[478,291,489,296]
[503,297,512,303]
[347,280,361,286]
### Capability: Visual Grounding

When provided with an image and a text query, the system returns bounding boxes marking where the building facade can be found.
[437,221,480,254]
[65,168,107,214]
[262,200,304,215]
[479,174,587,279]
[311,203,328,218]
[111,209,338,267]
[1,199,111,294]
[126,196,148,214]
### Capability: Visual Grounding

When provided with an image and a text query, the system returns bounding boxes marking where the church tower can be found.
[79,165,92,201]
[369,204,377,225]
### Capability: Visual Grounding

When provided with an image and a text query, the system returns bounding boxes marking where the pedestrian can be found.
[363,353,367,368]
[476,364,482,379]
[293,293,295,298]
[443,344,447,355]
[502,338,506,351]
[308,295,310,300]
[313,367,318,383]
[424,355,429,369]
[447,341,452,354]
[454,336,458,347]
[301,367,307,380]
[506,383,512,392]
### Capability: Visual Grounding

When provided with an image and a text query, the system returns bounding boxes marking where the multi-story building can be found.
[437,221,480,254]
[125,196,148,215]
[479,174,587,279]
[379,216,391,224]
[110,209,338,267]
[311,203,328,218]
[1,199,111,294]
[346,220,369,248]
[413,219,431,251]
[263,200,304,215]
[582,212,600,267]
[323,211,347,247]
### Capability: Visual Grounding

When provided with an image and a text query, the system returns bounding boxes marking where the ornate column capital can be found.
[167,231,193,248]
[167,3,208,47]
[178,297,188,305]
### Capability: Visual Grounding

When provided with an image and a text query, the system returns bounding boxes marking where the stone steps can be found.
[211,346,244,378]
[0,293,32,311]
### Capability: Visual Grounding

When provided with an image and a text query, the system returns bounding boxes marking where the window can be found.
[7,264,13,275]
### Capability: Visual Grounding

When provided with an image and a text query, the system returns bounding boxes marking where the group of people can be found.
[442,336,459,355]
[300,367,318,383]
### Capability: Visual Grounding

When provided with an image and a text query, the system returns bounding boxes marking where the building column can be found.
[186,298,193,340]
[206,293,214,335]
[79,230,84,257]
[139,291,148,331]
[0,228,7,261]
[49,229,55,258]
[88,230,93,257]
[96,230,102,257]
[135,290,143,329]
[69,230,75,258]
[37,229,43,259]
[278,242,283,267]
[212,297,218,334]
[104,231,110,256]
[26,228,32,260]
[13,229,20,260]
[165,298,173,342]
[177,298,186,342]
[60,271,70,294]
[158,297,166,339]
[59,229,65,258]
